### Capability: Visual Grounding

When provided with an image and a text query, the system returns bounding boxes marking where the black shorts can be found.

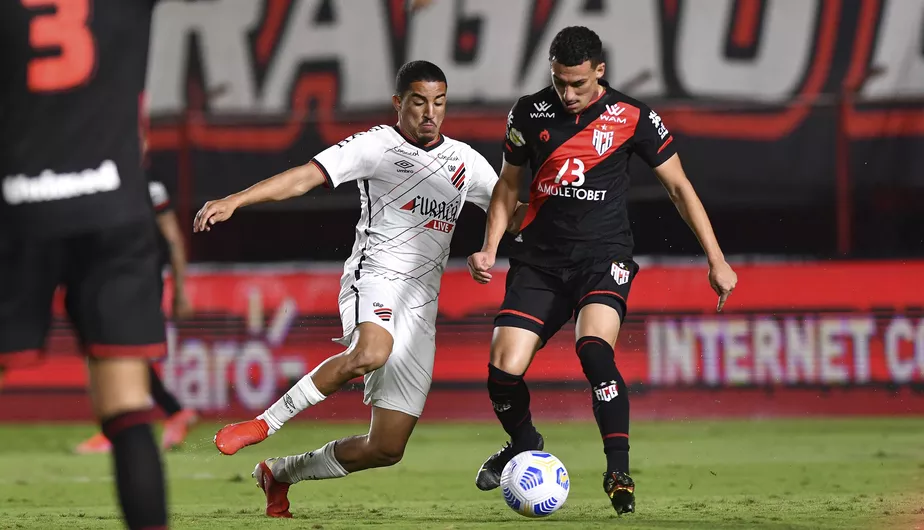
[0,220,167,368]
[494,258,640,345]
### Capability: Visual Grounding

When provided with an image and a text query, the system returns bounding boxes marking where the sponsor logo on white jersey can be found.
[400,194,460,232]
[394,147,419,157]
[394,159,415,173]
[2,159,121,205]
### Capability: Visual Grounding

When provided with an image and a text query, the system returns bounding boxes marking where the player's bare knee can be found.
[490,349,522,376]
[345,324,394,377]
[489,327,540,375]
[489,344,531,376]
[344,344,392,378]
[366,440,406,467]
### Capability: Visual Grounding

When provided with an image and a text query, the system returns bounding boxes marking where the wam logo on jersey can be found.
[611,262,631,285]
[530,100,555,118]
[601,103,627,124]
[593,126,614,156]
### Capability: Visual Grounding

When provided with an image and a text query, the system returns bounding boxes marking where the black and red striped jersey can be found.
[504,82,677,269]
[0,0,157,237]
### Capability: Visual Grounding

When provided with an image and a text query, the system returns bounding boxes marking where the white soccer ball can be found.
[500,450,570,518]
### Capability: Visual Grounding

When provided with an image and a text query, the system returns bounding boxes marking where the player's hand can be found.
[173,293,194,320]
[708,260,737,312]
[467,251,495,284]
[193,197,238,232]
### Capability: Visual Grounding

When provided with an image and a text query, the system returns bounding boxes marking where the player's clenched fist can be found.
[708,260,738,313]
[467,251,495,284]
[193,198,239,232]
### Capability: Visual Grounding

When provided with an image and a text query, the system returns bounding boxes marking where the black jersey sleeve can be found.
[632,104,677,168]
[147,178,172,214]
[502,98,530,167]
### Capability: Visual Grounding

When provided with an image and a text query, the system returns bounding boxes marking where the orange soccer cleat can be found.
[161,409,198,451]
[213,418,269,455]
[253,460,292,518]
[74,432,112,454]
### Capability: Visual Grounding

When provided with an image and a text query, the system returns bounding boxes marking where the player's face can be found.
[393,81,447,145]
[550,60,606,114]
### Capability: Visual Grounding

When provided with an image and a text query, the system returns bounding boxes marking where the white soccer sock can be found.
[260,373,326,435]
[271,441,349,484]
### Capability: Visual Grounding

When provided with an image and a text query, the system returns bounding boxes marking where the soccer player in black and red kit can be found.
[0,1,168,528]
[468,26,738,513]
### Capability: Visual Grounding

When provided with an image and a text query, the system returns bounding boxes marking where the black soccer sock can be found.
[576,336,630,474]
[101,409,168,530]
[487,363,539,446]
[148,364,182,417]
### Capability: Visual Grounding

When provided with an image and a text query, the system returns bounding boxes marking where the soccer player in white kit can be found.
[193,61,500,518]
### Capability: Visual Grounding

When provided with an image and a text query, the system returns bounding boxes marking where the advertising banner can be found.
[3,261,923,419]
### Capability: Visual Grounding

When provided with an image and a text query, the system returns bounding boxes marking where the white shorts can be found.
[334,275,437,418]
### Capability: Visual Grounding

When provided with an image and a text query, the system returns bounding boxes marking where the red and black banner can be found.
[142,0,924,259]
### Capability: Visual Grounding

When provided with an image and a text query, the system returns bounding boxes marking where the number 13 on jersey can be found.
[553,158,586,187]
[22,0,96,92]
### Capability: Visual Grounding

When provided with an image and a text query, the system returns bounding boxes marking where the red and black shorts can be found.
[0,220,167,368]
[494,258,640,345]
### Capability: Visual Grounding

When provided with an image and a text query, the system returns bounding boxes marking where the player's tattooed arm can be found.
[653,154,738,311]
[193,162,326,232]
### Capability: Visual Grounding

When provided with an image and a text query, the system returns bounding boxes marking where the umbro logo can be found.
[530,100,555,119]
[394,160,415,173]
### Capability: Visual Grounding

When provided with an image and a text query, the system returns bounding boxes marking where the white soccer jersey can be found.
[313,125,498,305]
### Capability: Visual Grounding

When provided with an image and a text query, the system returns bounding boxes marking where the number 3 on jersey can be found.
[554,158,586,187]
[23,0,96,92]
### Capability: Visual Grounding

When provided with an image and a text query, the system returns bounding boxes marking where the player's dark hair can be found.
[395,60,447,96]
[549,26,604,67]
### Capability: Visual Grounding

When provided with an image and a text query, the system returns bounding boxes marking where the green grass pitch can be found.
[1,418,922,529]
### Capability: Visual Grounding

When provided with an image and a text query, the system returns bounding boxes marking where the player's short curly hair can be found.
[549,26,604,67]
[395,60,447,95]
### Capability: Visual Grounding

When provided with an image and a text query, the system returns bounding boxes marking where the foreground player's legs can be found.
[475,326,545,490]
[75,364,196,454]
[252,407,417,518]
[89,357,168,530]
[214,322,394,455]
[575,302,635,514]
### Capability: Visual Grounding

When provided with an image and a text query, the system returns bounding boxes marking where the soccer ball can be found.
[500,450,570,517]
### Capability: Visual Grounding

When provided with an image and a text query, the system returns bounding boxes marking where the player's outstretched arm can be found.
[653,154,738,311]
[193,162,326,232]
[468,161,525,284]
